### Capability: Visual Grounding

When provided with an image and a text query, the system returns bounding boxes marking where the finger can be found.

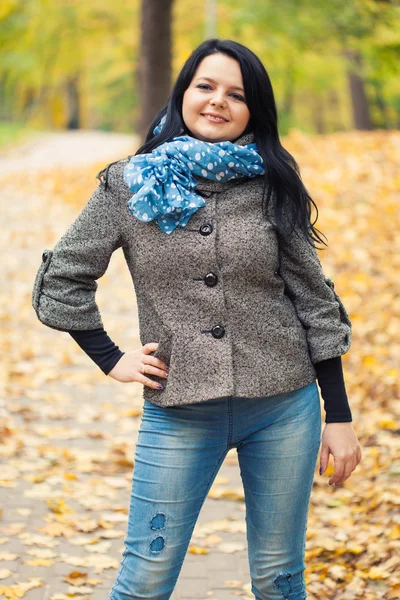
[319,446,330,474]
[333,464,353,486]
[146,355,169,372]
[329,458,346,485]
[136,373,165,389]
[142,363,168,378]
[142,343,159,353]
[330,454,358,485]
[339,456,360,484]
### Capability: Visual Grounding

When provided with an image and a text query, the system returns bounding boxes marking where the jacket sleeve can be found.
[32,162,128,332]
[277,227,352,364]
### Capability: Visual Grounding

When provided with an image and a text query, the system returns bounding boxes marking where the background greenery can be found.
[1,0,399,142]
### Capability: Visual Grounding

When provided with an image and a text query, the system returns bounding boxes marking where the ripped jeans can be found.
[109,380,321,600]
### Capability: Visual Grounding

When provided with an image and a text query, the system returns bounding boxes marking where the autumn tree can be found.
[136,0,175,143]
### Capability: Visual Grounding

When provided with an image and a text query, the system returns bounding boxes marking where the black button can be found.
[42,250,49,262]
[211,325,225,339]
[200,224,213,236]
[204,272,218,287]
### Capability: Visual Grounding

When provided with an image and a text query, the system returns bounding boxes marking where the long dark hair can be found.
[98,38,327,249]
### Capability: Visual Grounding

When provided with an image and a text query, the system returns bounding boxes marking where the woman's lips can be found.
[201,114,228,124]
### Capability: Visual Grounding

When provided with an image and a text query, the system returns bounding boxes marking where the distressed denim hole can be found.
[150,535,165,553]
[273,572,292,599]
[150,513,166,530]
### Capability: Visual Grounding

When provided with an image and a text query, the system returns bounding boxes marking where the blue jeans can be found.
[109,380,321,600]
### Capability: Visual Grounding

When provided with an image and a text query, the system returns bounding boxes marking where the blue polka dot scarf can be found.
[123,115,265,234]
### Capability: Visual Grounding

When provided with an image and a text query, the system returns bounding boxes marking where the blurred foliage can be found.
[0,0,399,135]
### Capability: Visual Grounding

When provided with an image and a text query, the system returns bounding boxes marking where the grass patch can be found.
[0,121,42,151]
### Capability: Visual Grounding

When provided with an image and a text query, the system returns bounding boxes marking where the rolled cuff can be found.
[307,277,352,364]
[32,249,103,332]
[37,293,104,332]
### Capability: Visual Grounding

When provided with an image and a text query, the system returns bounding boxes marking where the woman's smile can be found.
[201,113,228,124]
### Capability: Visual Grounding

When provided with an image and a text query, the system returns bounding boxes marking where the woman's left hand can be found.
[319,422,362,487]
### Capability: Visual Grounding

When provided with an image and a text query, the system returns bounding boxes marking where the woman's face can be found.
[182,53,251,143]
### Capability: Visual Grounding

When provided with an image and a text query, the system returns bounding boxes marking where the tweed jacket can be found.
[32,131,352,407]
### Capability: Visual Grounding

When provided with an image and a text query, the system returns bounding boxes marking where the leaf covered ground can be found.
[0,130,399,600]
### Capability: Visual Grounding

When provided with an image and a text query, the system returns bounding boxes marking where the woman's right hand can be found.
[107,343,169,388]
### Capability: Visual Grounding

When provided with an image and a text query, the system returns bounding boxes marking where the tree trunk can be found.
[312,97,325,134]
[282,64,295,117]
[372,80,390,129]
[137,0,174,143]
[328,88,342,132]
[65,74,80,130]
[344,49,373,130]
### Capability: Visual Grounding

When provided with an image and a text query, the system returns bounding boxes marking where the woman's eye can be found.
[196,84,245,102]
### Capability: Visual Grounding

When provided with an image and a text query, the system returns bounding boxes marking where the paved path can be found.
[0,131,253,600]
[0,130,137,171]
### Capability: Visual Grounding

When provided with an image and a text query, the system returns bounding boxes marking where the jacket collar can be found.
[193,131,257,193]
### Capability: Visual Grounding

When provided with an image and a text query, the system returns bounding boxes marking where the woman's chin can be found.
[190,127,234,143]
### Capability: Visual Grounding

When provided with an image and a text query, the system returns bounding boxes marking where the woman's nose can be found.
[210,99,226,108]
[210,92,226,107]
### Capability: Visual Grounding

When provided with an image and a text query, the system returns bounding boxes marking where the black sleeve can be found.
[314,356,352,423]
[68,327,124,375]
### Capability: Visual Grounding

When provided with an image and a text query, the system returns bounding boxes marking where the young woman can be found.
[33,39,362,600]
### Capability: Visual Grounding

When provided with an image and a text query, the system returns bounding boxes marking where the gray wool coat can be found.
[32,131,352,407]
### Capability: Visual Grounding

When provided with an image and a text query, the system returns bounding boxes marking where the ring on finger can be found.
[140,364,145,374]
